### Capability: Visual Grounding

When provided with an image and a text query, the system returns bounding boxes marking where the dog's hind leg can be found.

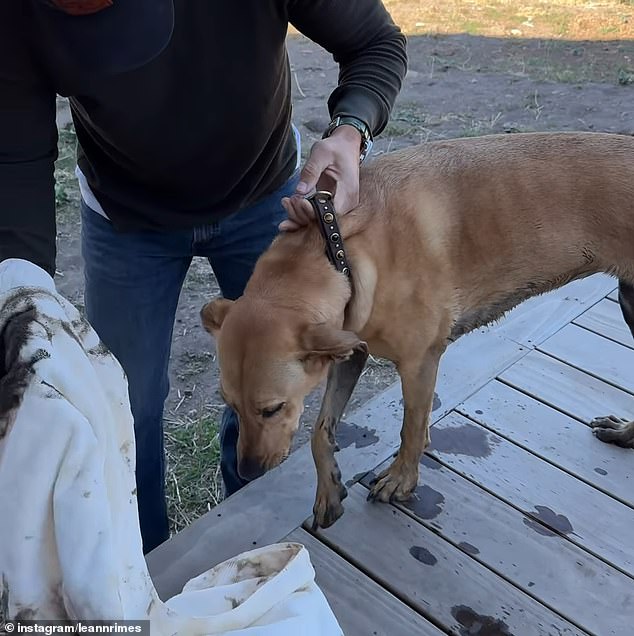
[618,279,634,338]
[367,342,445,503]
[590,415,634,448]
[589,279,634,449]
[311,344,369,529]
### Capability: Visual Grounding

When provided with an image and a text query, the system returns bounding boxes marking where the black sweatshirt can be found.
[0,1,407,276]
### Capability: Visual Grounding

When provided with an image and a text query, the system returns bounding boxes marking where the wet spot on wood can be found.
[361,470,377,486]
[430,423,497,458]
[522,505,574,537]
[451,605,514,636]
[337,421,379,449]
[458,542,480,556]
[409,545,437,566]
[420,455,442,470]
[522,517,557,537]
[345,470,369,487]
[594,467,608,475]
[406,485,445,520]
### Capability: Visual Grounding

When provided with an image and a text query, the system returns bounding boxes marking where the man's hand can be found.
[279,125,362,231]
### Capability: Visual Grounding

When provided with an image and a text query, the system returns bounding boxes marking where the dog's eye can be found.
[262,402,285,419]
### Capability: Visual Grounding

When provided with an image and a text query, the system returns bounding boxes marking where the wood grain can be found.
[500,350,634,425]
[537,323,634,394]
[458,379,634,508]
[361,454,634,636]
[315,487,588,636]
[284,528,446,636]
[427,412,634,577]
[573,298,634,349]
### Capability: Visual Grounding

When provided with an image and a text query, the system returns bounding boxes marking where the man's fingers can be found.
[278,218,302,232]
[281,195,315,231]
[284,196,314,222]
[281,132,361,233]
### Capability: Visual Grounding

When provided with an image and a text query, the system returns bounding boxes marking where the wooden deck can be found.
[146,274,634,636]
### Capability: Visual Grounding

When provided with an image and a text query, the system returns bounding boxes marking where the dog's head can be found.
[201,297,361,480]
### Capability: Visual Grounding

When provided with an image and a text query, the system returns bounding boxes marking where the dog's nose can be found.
[238,457,266,481]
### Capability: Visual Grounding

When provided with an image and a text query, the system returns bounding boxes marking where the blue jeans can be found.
[80,170,299,554]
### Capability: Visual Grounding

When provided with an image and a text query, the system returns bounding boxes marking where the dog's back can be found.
[348,132,634,337]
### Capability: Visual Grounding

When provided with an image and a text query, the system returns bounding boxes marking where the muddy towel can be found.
[0,258,342,635]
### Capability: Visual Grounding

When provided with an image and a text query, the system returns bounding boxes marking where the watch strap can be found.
[323,115,373,163]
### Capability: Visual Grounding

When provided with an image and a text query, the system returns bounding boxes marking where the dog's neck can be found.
[244,224,352,327]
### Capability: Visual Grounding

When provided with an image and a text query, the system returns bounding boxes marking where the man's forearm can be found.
[289,0,407,137]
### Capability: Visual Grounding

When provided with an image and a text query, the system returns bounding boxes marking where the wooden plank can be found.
[573,298,634,349]
[432,330,527,419]
[500,350,634,425]
[360,455,634,636]
[315,487,587,636]
[538,323,634,394]
[457,380,634,508]
[426,412,634,577]
[284,529,446,636]
[147,328,524,600]
[491,274,616,348]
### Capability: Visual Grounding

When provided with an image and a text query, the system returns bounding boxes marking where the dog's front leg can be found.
[367,344,444,503]
[311,345,368,530]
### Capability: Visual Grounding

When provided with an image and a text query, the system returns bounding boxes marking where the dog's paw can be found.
[366,461,417,503]
[311,482,348,530]
[590,415,634,448]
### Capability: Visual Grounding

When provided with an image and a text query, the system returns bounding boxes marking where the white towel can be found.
[0,258,342,635]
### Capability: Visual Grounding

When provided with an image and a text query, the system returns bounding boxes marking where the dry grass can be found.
[383,0,633,39]
[54,126,81,227]
[289,0,633,84]
[164,409,224,534]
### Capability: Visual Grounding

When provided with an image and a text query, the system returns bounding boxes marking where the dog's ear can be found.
[301,324,363,364]
[200,298,234,335]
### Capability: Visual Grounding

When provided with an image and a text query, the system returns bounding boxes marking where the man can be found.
[0,0,407,554]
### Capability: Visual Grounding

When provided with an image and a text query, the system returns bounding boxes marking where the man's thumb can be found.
[296,145,330,195]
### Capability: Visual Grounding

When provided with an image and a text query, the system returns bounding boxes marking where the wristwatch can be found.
[322,115,373,163]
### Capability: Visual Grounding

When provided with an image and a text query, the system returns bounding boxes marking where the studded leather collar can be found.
[306,191,351,278]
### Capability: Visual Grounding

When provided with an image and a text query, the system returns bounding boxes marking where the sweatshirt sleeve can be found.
[0,6,58,278]
[288,0,407,136]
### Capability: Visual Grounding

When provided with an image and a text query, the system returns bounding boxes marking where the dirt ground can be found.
[52,1,634,529]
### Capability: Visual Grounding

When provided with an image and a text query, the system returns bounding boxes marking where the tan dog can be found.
[201,131,634,529]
